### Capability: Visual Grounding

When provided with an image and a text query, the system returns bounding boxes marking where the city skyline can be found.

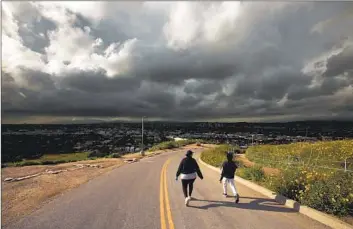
[2,2,353,124]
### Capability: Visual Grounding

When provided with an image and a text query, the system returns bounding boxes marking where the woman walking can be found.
[176,150,203,206]
[219,152,239,203]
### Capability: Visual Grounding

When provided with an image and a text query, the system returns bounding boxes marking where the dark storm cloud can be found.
[255,69,311,100]
[324,45,353,78]
[183,80,222,95]
[287,75,353,101]
[59,69,142,93]
[135,82,177,111]
[1,68,56,112]
[133,48,238,85]
[2,1,353,123]
[179,95,202,108]
[19,67,56,90]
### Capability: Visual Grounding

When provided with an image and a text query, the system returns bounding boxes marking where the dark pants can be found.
[181,179,196,198]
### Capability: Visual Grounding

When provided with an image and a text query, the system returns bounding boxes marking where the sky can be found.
[2,1,353,124]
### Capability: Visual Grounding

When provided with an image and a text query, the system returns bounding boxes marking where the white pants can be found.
[222,178,238,196]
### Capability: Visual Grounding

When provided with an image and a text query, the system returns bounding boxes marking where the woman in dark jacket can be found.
[219,152,239,203]
[176,150,203,206]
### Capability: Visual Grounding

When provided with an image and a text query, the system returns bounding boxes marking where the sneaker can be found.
[185,197,190,206]
[223,193,228,198]
[235,194,240,203]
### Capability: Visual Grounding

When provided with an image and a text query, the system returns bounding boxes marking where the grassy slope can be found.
[246,140,353,171]
[6,152,91,167]
[200,144,238,167]
[201,142,353,219]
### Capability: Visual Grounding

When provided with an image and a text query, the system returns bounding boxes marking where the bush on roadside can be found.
[110,153,121,158]
[148,139,197,152]
[237,165,265,182]
[265,167,353,217]
[200,145,234,167]
[235,159,245,168]
[269,168,308,200]
[19,161,42,166]
[55,160,67,164]
[88,151,110,158]
[267,168,326,201]
[299,171,353,216]
[41,160,57,165]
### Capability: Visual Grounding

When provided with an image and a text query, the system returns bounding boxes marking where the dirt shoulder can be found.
[1,143,212,226]
[1,158,125,226]
[235,154,281,176]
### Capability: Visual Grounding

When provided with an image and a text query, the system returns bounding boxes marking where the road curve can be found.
[4,148,330,229]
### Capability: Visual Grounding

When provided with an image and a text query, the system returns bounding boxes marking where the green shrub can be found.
[110,153,121,158]
[299,171,353,216]
[88,151,110,158]
[41,159,80,165]
[237,165,265,182]
[55,160,67,164]
[20,161,42,166]
[200,145,233,167]
[41,160,57,165]
[265,168,353,217]
[271,168,306,200]
[235,159,245,168]
[148,139,197,152]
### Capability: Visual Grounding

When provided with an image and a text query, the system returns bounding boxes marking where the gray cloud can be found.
[324,45,353,77]
[184,80,222,95]
[18,16,56,54]
[2,2,353,123]
[59,69,141,93]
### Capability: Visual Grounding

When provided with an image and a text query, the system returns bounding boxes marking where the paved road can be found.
[5,148,330,229]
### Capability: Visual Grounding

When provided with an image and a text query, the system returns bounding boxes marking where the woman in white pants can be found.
[219,152,239,203]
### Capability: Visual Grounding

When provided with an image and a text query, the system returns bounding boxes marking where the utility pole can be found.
[252,134,254,146]
[141,116,146,156]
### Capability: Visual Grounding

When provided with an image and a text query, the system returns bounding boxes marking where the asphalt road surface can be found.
[5,148,331,229]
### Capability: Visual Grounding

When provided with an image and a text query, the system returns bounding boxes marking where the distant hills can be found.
[3,119,353,126]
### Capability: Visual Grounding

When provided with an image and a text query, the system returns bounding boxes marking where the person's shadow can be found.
[189,196,297,213]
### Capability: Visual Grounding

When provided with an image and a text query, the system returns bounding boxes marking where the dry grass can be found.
[1,158,124,226]
[6,152,91,167]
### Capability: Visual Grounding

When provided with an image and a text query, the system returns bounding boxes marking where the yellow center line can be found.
[160,162,167,229]
[164,159,175,229]
[160,158,176,229]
